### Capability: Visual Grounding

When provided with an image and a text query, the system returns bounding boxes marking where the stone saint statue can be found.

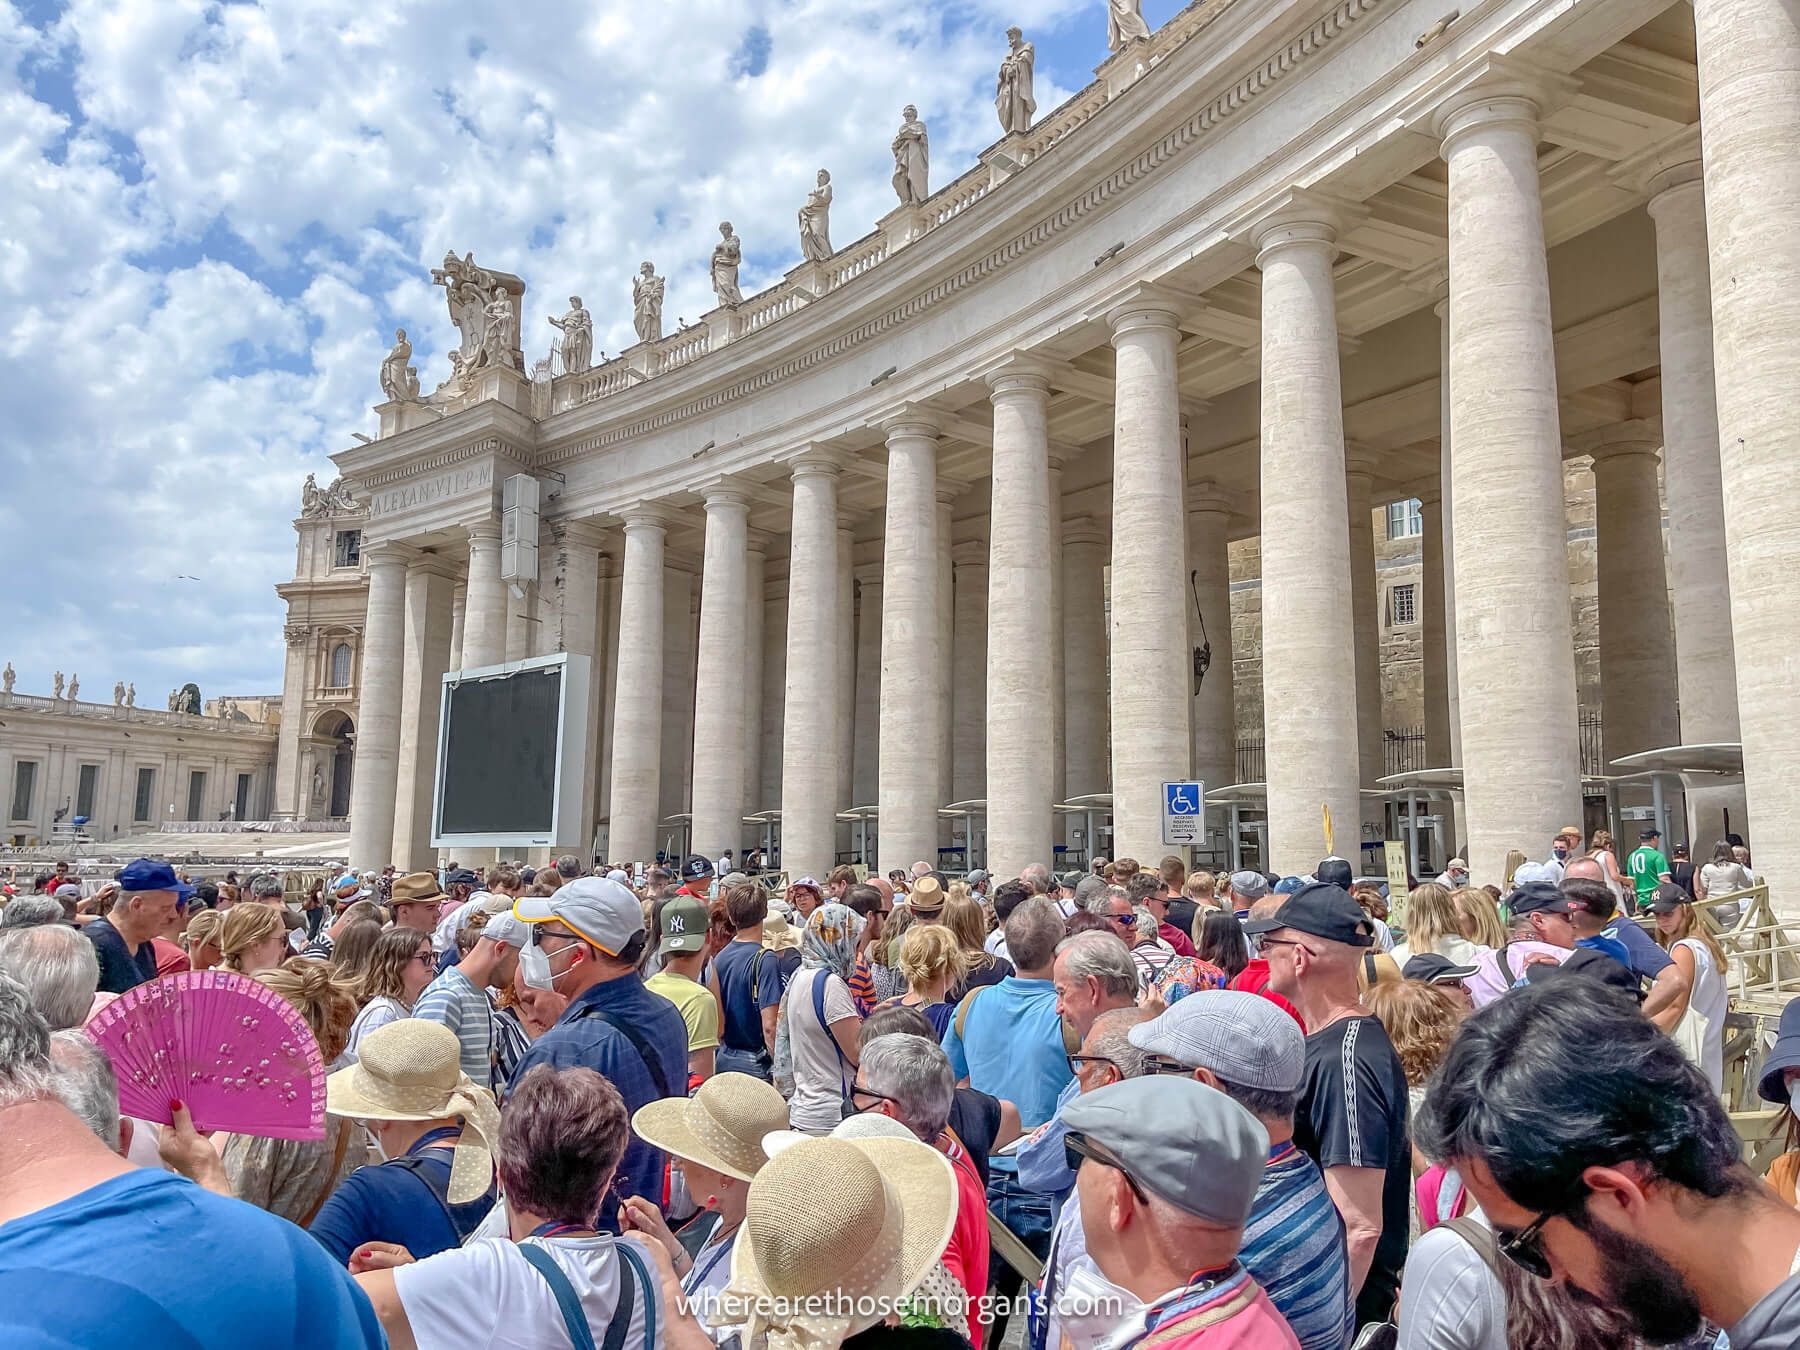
[548,297,593,374]
[66,673,78,701]
[52,672,64,699]
[1106,0,1151,50]
[799,170,834,263]
[482,288,518,370]
[167,689,178,711]
[113,681,125,705]
[711,222,744,307]
[996,27,1036,136]
[312,765,325,804]
[2,663,14,694]
[302,473,322,516]
[379,328,415,402]
[633,263,666,343]
[891,106,929,205]
[126,683,135,707]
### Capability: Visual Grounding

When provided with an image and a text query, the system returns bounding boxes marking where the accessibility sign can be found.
[1162,781,1204,846]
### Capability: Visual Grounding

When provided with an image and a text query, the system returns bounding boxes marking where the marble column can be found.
[1646,147,1745,840]
[659,563,696,831]
[743,534,768,815]
[347,542,411,870]
[448,582,466,672]
[879,415,943,871]
[1108,304,1192,860]
[549,523,607,854]
[1049,456,1067,831]
[607,507,673,864]
[1697,0,1800,898]
[950,539,987,804]
[461,522,507,669]
[272,627,308,819]
[505,580,536,661]
[1186,485,1235,801]
[1591,432,1679,769]
[596,562,623,842]
[1435,292,1462,772]
[759,575,789,812]
[1251,213,1360,873]
[782,453,844,879]
[852,563,884,811]
[1438,85,1582,883]
[690,486,750,862]
[1346,456,1384,840]
[1063,517,1110,818]
[392,554,456,870]
[936,489,957,844]
[836,525,856,843]
[986,370,1055,874]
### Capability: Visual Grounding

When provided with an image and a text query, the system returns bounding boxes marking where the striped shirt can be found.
[412,966,497,1087]
[1241,1142,1354,1350]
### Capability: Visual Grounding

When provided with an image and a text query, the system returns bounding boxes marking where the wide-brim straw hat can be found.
[718,1134,957,1350]
[326,1018,499,1204]
[762,911,804,952]
[632,1072,791,1182]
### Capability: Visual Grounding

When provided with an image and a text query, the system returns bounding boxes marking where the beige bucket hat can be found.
[632,1071,791,1182]
[325,1018,499,1204]
[718,1134,958,1349]
[761,910,804,953]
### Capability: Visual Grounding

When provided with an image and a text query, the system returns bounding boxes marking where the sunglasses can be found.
[1494,1183,1587,1279]
[1065,1130,1150,1205]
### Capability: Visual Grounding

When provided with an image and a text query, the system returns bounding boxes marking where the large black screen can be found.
[438,667,563,835]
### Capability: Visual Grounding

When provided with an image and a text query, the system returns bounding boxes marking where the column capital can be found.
[1401,261,1449,305]
[1226,187,1366,263]
[619,501,682,534]
[981,355,1055,401]
[1576,420,1662,463]
[404,550,465,581]
[1415,485,1442,508]
[554,518,611,550]
[951,539,988,568]
[1099,281,1191,340]
[877,404,942,440]
[696,477,753,512]
[854,561,885,587]
[786,446,849,479]
[1344,447,1380,483]
[1405,53,1578,147]
[1063,514,1108,547]
[364,540,418,569]
[466,519,502,545]
[936,478,966,508]
[1184,482,1233,520]
[1613,124,1703,200]
[746,527,774,556]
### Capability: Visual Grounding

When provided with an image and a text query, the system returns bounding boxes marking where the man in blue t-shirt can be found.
[509,876,688,1228]
[0,971,382,1349]
[1560,876,1686,1027]
[707,880,798,1080]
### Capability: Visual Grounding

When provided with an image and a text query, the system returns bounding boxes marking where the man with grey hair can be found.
[1225,868,1271,915]
[853,1032,990,1341]
[0,895,67,930]
[1128,990,1353,1350]
[943,896,1072,1342]
[1020,861,1052,897]
[0,923,101,1031]
[0,971,387,1347]
[50,1029,126,1153]
[554,853,584,881]
[1052,931,1139,1042]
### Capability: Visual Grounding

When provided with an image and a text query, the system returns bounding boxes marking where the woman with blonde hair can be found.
[943,890,1012,998]
[890,922,969,1037]
[1450,885,1508,951]
[1367,978,1471,1233]
[327,917,383,986]
[184,907,226,972]
[218,902,288,975]
[345,927,436,1058]
[1389,882,1485,968]
[1651,885,1730,1092]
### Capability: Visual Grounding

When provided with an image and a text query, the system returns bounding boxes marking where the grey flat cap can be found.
[1074,874,1108,904]
[1062,1077,1269,1227]
[1228,870,1270,899]
[1127,990,1304,1091]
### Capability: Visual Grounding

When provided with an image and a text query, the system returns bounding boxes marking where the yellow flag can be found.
[1322,803,1334,856]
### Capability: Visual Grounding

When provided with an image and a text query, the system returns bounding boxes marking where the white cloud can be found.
[1,0,1094,700]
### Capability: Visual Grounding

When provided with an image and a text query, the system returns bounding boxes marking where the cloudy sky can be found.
[2,0,1183,703]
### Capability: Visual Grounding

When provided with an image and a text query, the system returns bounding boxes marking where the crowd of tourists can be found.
[1,837,1796,1350]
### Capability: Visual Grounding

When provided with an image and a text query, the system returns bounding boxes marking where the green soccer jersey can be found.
[1627,845,1670,899]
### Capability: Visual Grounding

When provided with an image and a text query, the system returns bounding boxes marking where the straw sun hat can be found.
[719,1133,958,1349]
[631,1072,791,1182]
[325,1018,499,1204]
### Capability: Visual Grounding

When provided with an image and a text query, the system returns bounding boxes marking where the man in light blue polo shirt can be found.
[943,896,1073,1343]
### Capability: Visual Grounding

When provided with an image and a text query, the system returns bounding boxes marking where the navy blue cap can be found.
[1243,882,1375,948]
[445,868,481,887]
[1761,999,1800,1104]
[116,858,194,899]
[1506,881,1575,917]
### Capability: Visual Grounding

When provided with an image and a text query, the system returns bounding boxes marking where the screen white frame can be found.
[430,651,591,849]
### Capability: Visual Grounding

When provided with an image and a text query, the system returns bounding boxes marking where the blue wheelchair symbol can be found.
[1165,784,1200,815]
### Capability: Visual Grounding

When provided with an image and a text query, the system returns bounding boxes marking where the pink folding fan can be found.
[85,969,327,1140]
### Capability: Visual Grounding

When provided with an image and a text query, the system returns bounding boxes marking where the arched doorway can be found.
[311,710,356,820]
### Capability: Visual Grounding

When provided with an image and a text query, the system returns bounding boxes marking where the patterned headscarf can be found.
[802,902,863,982]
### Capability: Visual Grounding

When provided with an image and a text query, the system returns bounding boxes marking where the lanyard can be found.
[531,1221,598,1240]
[682,1228,737,1295]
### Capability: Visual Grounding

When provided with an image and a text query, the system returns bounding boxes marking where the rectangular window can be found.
[134,767,156,823]
[334,530,362,568]
[235,773,252,820]
[186,770,207,821]
[76,764,99,819]
[10,761,37,820]
[1385,499,1423,540]
[1390,583,1418,627]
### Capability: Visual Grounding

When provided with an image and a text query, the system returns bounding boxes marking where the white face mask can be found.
[1055,1257,1146,1350]
[365,1122,390,1162]
[517,940,557,991]
[1788,1083,1800,1118]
